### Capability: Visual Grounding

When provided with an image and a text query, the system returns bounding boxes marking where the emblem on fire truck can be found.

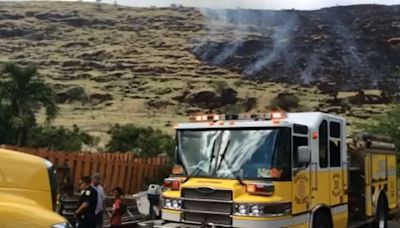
[294,173,309,204]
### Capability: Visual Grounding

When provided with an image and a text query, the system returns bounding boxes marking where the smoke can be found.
[193,8,299,78]
[191,9,254,66]
[322,10,375,87]
[300,55,320,84]
[243,13,297,76]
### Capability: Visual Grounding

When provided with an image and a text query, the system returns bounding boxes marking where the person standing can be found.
[75,176,98,228]
[58,184,79,227]
[110,187,124,228]
[91,173,105,228]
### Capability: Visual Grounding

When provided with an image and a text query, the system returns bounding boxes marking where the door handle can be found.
[311,162,318,191]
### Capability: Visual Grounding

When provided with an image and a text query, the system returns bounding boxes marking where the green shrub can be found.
[106,124,175,158]
[65,86,88,103]
[270,92,300,111]
[358,105,400,150]
[233,80,244,88]
[219,103,245,114]
[26,125,95,151]
[212,80,229,94]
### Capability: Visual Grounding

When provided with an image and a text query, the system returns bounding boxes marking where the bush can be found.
[65,86,88,103]
[106,124,175,158]
[26,125,96,151]
[212,80,229,94]
[358,105,400,150]
[219,103,245,114]
[242,97,258,112]
[0,104,16,145]
[233,80,244,87]
[270,92,300,111]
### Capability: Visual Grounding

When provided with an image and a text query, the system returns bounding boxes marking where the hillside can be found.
[0,2,398,148]
[193,5,400,90]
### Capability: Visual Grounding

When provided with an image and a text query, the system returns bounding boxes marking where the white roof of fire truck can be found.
[175,112,345,130]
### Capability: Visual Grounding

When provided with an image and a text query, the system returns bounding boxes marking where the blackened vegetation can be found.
[192,5,400,91]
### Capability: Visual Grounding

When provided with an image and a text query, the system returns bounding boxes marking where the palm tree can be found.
[0,63,58,146]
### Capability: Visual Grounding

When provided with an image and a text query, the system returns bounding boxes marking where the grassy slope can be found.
[0,2,393,149]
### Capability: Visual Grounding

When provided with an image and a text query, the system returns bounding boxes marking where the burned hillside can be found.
[192,5,400,91]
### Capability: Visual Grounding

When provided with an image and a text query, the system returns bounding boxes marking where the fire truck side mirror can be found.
[297,146,311,165]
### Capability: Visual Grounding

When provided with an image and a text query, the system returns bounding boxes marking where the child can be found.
[110,187,124,228]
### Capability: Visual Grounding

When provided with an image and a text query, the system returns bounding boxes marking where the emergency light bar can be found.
[188,112,287,122]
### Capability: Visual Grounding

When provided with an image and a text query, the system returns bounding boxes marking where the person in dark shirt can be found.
[75,176,98,228]
[58,184,79,227]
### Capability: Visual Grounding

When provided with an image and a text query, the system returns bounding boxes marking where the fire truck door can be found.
[328,120,345,206]
[292,132,311,214]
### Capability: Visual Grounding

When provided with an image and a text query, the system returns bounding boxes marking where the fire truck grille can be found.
[183,212,232,226]
[182,188,233,226]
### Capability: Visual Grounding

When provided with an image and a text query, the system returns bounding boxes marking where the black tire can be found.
[312,212,332,228]
[375,195,388,228]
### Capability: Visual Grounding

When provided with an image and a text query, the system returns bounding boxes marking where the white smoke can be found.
[243,14,297,75]
[300,55,320,84]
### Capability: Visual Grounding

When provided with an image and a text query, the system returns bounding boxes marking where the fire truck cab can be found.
[139,112,397,228]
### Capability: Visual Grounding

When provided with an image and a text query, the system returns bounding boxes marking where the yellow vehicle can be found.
[0,148,72,228]
[140,112,398,228]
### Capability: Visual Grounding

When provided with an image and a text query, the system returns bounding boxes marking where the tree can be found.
[106,124,175,158]
[358,105,400,150]
[270,92,300,111]
[0,103,15,145]
[26,125,95,151]
[0,63,58,146]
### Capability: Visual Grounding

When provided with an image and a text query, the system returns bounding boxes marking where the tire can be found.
[312,212,332,228]
[375,195,388,228]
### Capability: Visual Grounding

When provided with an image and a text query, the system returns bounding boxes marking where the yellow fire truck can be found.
[140,112,398,228]
[0,148,71,228]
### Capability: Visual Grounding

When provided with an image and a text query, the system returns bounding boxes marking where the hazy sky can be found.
[94,0,399,9]
[4,0,400,9]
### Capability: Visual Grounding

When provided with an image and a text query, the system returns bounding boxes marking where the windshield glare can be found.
[178,128,291,179]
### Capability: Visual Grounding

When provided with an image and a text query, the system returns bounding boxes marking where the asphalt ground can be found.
[389,221,400,228]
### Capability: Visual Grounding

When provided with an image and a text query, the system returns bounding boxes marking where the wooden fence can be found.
[0,145,169,194]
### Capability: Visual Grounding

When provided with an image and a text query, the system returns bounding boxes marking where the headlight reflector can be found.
[163,198,181,210]
[234,203,291,217]
[238,204,248,215]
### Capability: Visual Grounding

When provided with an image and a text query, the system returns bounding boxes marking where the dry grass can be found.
[0,1,392,149]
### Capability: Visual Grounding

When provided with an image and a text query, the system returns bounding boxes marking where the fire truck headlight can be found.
[172,199,181,209]
[234,203,291,217]
[238,204,248,215]
[163,198,181,210]
[250,205,262,216]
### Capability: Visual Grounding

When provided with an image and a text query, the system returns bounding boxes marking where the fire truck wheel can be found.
[375,195,388,228]
[312,212,332,228]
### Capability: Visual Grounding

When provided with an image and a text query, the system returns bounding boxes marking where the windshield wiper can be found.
[182,139,217,183]
[216,140,245,186]
[216,140,230,170]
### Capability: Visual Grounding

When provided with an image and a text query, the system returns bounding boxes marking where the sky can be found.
[3,0,400,9]
[87,0,399,9]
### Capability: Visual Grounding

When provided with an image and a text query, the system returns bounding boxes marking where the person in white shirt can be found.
[91,173,105,228]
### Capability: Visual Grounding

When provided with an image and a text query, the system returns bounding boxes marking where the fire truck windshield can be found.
[177,128,291,180]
